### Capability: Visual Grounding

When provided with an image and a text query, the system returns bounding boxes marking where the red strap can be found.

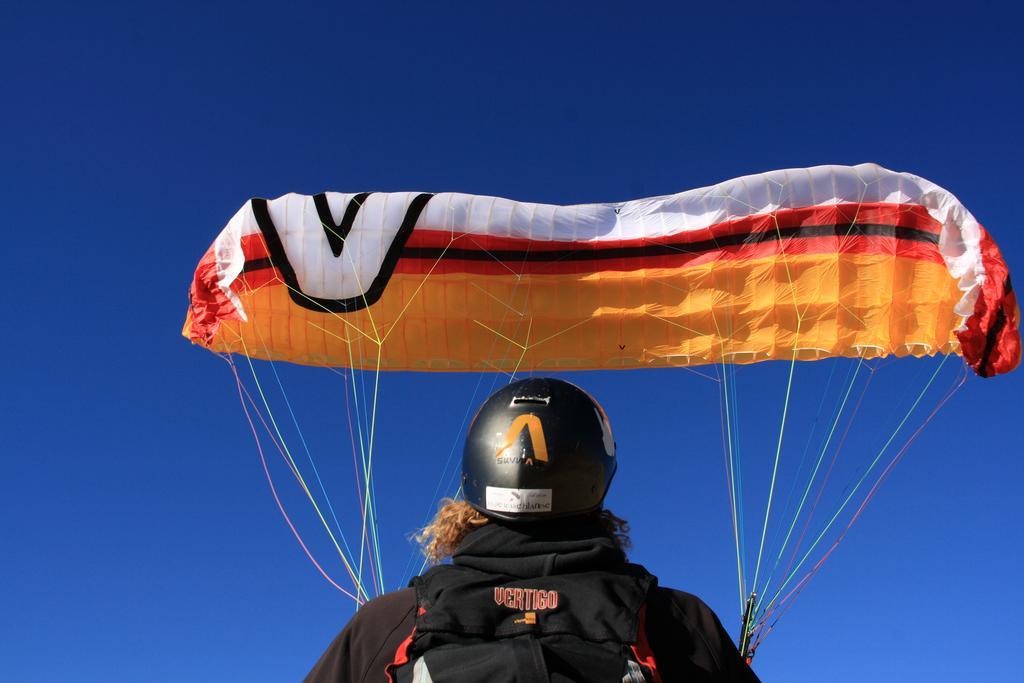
[630,604,662,683]
[384,607,426,683]
[383,629,415,683]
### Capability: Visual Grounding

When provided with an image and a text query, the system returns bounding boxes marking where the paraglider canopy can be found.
[183,163,1019,377]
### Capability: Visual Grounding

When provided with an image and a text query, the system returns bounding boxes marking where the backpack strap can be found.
[629,604,662,683]
[385,607,425,683]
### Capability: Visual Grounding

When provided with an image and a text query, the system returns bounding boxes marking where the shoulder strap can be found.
[629,603,662,683]
[385,607,424,683]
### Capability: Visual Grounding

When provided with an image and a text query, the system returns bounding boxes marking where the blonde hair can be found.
[416,499,631,564]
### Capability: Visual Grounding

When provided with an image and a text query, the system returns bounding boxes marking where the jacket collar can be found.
[451,516,626,578]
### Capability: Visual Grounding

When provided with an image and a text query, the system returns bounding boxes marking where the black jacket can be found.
[306,521,760,682]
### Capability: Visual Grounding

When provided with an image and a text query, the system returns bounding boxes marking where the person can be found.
[306,378,760,682]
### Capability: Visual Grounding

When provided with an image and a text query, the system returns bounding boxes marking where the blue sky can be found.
[3,2,1022,681]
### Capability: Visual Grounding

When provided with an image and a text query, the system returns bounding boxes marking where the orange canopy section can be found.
[183,164,1019,377]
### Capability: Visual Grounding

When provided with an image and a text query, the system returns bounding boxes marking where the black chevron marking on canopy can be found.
[314,192,371,258]
[251,192,435,313]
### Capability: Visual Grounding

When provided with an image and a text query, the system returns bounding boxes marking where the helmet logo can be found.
[496,414,549,464]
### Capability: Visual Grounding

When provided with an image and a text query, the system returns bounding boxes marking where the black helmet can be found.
[461,377,616,521]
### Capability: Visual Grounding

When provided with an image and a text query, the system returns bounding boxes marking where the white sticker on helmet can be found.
[485,486,553,514]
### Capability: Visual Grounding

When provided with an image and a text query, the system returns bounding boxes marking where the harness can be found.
[386,563,662,683]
